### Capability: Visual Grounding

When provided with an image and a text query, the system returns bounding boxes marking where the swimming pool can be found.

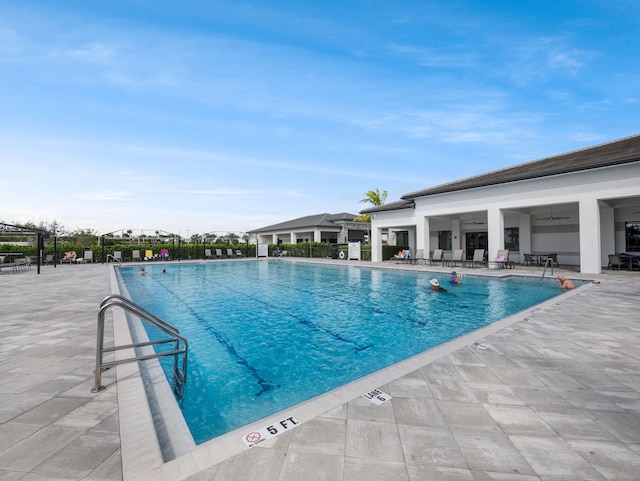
[117,261,568,444]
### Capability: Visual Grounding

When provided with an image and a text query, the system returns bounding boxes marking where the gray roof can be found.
[362,134,640,214]
[360,199,414,214]
[248,212,360,233]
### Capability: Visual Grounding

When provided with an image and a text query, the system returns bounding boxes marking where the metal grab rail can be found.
[92,294,188,394]
[105,254,122,263]
[540,257,554,280]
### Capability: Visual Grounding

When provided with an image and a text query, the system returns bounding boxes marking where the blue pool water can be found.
[117,261,568,444]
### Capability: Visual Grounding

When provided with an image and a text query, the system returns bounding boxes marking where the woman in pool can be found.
[449,271,461,285]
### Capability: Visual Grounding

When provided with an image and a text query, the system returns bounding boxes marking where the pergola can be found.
[0,222,56,274]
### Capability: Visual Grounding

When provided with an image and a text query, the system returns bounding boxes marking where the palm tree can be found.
[354,189,387,222]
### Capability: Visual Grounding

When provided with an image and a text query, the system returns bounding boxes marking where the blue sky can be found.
[1,1,638,237]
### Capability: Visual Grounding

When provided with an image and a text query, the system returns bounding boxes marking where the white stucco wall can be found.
[370,163,640,274]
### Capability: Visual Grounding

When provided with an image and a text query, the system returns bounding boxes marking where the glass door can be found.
[465,232,488,260]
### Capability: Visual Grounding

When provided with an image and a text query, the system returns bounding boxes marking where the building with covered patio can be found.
[362,134,640,274]
[248,212,369,246]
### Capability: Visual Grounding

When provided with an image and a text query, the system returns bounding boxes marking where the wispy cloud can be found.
[73,191,132,201]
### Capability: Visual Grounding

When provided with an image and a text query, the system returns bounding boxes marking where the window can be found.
[504,228,519,251]
[626,223,640,252]
[438,230,452,250]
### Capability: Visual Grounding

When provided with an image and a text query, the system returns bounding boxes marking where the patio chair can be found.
[523,253,535,266]
[607,254,629,270]
[496,249,514,269]
[465,249,485,268]
[215,248,223,258]
[411,249,426,265]
[447,249,464,267]
[205,248,214,259]
[44,254,54,265]
[80,250,93,263]
[227,248,235,258]
[144,250,154,260]
[236,249,244,258]
[427,249,444,266]
[132,250,141,262]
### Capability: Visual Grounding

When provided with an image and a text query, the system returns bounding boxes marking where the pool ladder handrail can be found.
[92,294,188,394]
[105,254,121,264]
[540,257,554,280]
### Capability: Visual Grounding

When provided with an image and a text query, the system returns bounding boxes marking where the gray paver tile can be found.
[568,439,640,481]
[398,425,467,468]
[288,416,346,456]
[450,427,535,475]
[346,419,404,462]
[588,411,640,443]
[343,457,409,481]
[393,396,446,428]
[484,404,556,436]
[277,451,342,481]
[32,431,120,479]
[509,435,606,480]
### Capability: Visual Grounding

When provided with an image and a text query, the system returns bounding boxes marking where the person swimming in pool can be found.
[556,275,575,289]
[449,271,461,285]
[429,279,447,292]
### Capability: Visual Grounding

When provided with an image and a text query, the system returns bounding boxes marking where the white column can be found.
[451,219,461,250]
[579,197,601,274]
[599,203,615,267]
[291,232,297,244]
[487,207,504,259]
[313,230,321,243]
[424,217,432,257]
[272,234,278,244]
[371,226,383,262]
[519,214,532,264]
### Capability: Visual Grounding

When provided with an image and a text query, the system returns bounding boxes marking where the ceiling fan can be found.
[537,206,570,221]
[463,215,486,225]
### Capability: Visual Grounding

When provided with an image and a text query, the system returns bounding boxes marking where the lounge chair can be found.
[427,249,444,266]
[79,250,93,263]
[144,250,154,260]
[205,248,214,259]
[547,253,559,267]
[227,248,234,258]
[215,248,223,259]
[495,249,514,269]
[236,249,244,258]
[465,249,485,268]
[132,250,141,262]
[411,249,426,265]
[113,251,123,262]
[447,249,464,267]
[61,251,77,264]
[44,254,54,265]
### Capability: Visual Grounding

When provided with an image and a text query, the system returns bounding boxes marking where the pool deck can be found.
[1,260,640,481]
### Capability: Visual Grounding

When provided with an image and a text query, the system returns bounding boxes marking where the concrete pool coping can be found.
[111,260,595,480]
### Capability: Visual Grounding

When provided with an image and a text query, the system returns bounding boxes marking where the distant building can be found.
[248,213,370,245]
[362,134,640,274]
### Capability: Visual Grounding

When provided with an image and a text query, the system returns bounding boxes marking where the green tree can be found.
[354,188,387,222]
